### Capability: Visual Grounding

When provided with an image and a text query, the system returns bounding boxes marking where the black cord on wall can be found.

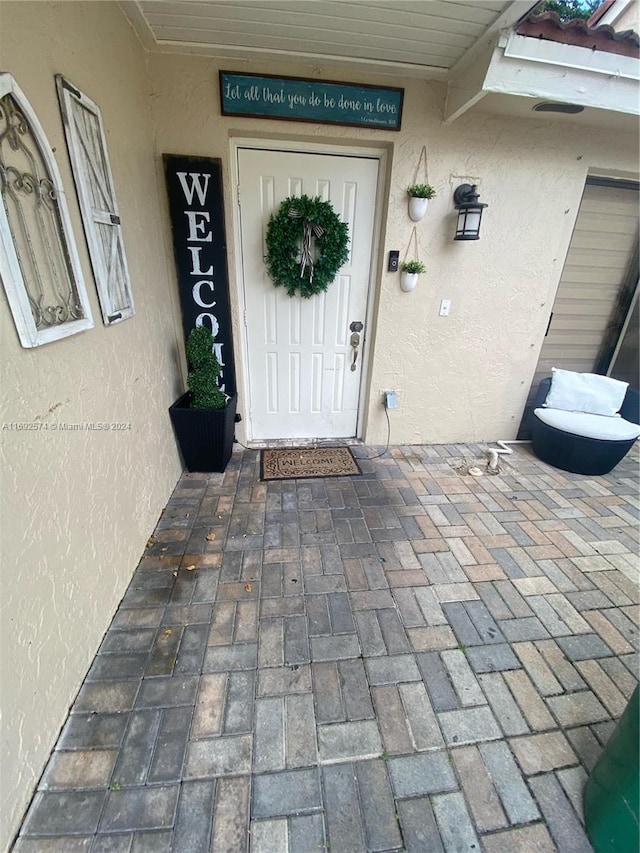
[368,402,391,459]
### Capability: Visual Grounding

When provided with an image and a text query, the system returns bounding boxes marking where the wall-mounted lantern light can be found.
[453,184,487,241]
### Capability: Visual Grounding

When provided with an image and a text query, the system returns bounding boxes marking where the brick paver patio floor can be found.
[15,443,639,852]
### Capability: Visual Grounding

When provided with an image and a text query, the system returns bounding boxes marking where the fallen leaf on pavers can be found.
[173,571,178,577]
[146,538,154,548]
[206,533,216,541]
[161,547,168,552]
[185,564,196,571]
[244,583,253,592]
[164,629,173,637]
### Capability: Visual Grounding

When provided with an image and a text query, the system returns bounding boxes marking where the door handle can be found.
[350,332,360,372]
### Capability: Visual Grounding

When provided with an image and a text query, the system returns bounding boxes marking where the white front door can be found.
[237,147,379,440]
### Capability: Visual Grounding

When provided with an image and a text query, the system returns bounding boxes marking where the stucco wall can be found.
[148,52,639,445]
[602,0,639,30]
[0,3,184,846]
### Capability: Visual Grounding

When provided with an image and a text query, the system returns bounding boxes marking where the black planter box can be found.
[169,392,237,472]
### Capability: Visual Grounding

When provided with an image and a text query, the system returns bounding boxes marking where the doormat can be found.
[261,446,361,481]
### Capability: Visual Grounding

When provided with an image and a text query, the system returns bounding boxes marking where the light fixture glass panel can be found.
[464,211,481,233]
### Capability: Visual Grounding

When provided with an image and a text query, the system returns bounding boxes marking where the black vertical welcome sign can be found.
[163,154,236,395]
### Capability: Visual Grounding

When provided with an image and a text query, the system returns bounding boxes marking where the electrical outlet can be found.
[384,391,398,409]
[439,299,451,316]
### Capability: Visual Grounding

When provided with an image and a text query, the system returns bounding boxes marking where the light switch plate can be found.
[439,299,451,316]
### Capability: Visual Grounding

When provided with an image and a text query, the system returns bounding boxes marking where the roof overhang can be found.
[445,24,639,124]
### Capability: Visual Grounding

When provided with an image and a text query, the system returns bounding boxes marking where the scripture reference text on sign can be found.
[219,71,404,131]
[164,154,236,395]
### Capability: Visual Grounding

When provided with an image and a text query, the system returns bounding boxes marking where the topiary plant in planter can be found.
[169,325,237,472]
[186,325,226,409]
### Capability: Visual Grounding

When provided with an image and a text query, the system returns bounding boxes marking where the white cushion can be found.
[534,407,640,441]
[544,368,628,417]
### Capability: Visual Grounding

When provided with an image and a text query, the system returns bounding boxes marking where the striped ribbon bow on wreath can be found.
[264,194,350,298]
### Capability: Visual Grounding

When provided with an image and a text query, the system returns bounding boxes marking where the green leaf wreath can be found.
[265,195,350,298]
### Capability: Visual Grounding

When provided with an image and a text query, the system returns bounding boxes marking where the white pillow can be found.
[544,368,628,417]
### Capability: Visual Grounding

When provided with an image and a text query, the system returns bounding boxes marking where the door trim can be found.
[229,136,388,443]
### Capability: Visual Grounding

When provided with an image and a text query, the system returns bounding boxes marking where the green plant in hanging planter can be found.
[400,260,426,274]
[407,184,436,199]
[186,325,226,409]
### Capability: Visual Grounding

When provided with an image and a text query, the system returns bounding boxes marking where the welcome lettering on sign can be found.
[164,155,236,395]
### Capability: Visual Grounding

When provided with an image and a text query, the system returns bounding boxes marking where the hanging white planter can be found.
[408,196,429,222]
[400,272,419,292]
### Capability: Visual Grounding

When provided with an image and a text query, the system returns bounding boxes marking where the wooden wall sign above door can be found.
[219,71,403,131]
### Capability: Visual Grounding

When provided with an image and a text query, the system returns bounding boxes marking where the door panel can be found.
[530,182,639,393]
[237,148,378,440]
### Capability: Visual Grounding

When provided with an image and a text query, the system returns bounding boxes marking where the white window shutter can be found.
[56,76,134,325]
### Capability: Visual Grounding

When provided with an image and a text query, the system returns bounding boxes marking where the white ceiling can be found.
[123,0,537,78]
